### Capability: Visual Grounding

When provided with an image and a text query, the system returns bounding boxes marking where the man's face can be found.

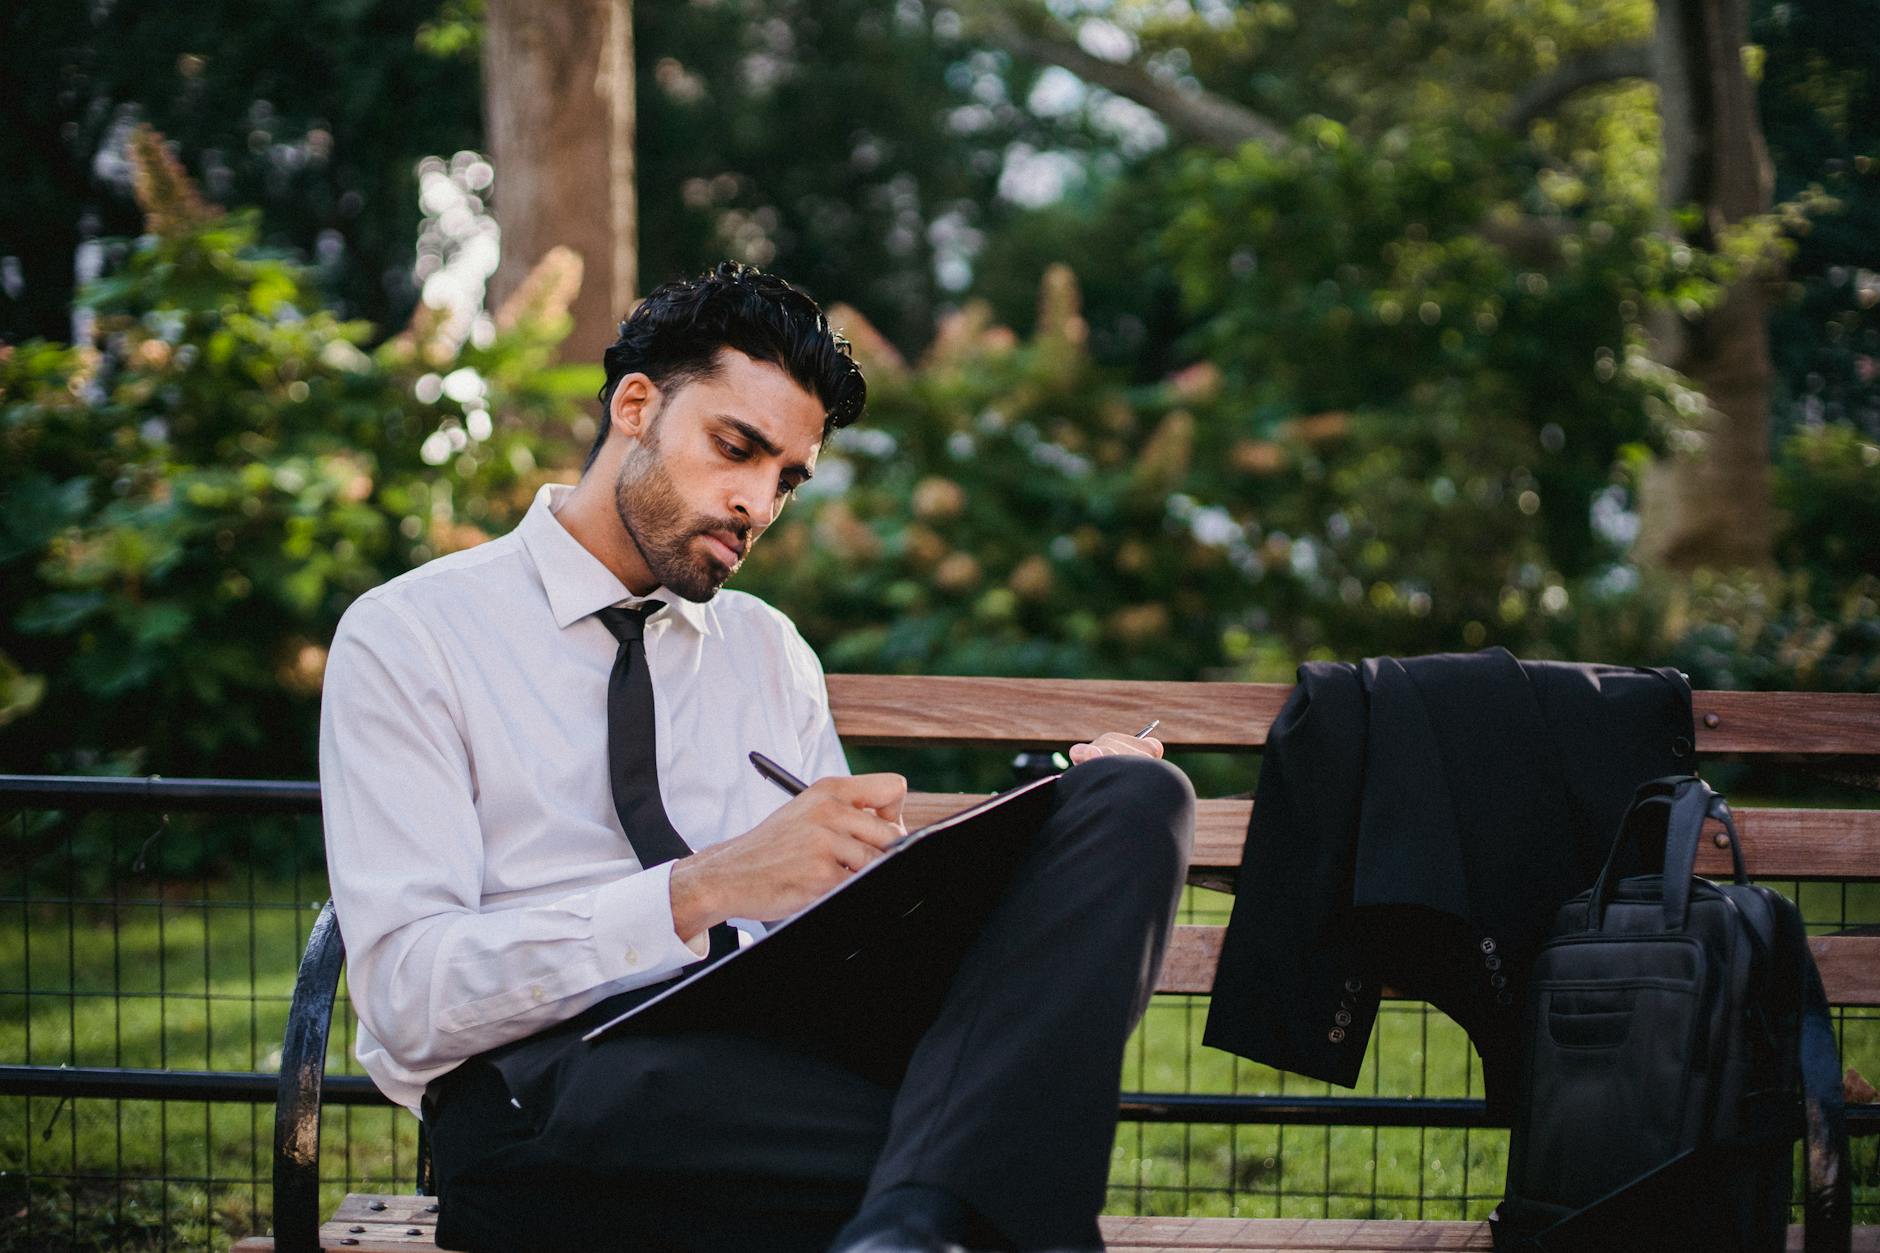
[611,348,824,602]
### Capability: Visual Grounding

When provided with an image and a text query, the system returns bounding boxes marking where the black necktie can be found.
[596,602,739,966]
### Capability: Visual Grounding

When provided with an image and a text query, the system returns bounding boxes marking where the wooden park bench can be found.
[234,675,1880,1252]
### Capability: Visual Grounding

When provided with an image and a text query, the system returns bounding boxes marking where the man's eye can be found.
[715,438,750,461]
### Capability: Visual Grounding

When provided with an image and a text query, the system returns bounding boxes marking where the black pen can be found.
[749,750,809,797]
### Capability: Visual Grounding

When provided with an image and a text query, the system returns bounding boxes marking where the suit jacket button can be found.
[1490,973,1507,989]
[1334,1010,1352,1027]
[1485,956,1501,971]
[1344,977,1363,994]
[1328,1027,1346,1044]
[1480,936,1497,954]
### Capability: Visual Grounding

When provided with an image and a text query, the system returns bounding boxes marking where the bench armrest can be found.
[272,899,345,1253]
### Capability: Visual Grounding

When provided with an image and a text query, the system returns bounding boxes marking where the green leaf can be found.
[0,648,47,728]
[17,591,108,634]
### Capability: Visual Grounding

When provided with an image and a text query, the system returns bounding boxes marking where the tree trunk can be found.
[482,0,637,365]
[1634,0,1777,570]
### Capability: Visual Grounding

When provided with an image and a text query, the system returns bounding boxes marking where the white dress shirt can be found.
[318,482,850,1112]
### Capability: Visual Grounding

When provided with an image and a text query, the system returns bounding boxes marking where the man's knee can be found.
[1053,755,1195,874]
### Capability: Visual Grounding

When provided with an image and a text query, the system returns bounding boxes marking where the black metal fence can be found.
[2,776,1876,1250]
[0,778,410,1251]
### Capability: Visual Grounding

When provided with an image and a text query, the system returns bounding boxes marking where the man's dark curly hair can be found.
[585,261,866,473]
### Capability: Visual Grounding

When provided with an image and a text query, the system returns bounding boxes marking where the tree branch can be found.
[990,25,1291,152]
[980,12,1649,279]
[1503,42,1654,133]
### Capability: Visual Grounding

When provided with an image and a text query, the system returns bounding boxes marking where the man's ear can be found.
[609,373,658,443]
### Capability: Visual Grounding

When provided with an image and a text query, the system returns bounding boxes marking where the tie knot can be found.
[596,601,664,645]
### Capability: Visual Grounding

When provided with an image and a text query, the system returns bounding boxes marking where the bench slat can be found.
[1098,1216,1877,1250]
[830,676,1880,758]
[1101,1216,1493,1249]
[232,1204,1879,1252]
[1698,690,1880,758]
[829,674,1282,750]
[905,794,1880,881]
[330,1195,440,1224]
[1155,926,1880,1004]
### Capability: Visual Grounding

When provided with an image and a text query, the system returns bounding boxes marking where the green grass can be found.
[3,882,1876,1249]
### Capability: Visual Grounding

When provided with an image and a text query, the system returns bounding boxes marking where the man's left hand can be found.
[1067,731,1165,765]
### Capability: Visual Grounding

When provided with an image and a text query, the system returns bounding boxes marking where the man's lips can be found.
[699,531,745,567]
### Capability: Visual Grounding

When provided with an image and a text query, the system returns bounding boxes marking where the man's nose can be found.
[730,481,778,531]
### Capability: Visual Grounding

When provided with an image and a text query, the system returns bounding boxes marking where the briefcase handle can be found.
[1585,774,1746,931]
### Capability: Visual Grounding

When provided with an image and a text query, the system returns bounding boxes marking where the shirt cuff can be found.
[590,862,711,982]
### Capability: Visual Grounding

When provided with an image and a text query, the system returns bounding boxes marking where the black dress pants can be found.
[425,755,1195,1252]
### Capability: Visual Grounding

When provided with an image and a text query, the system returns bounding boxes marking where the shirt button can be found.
[529,985,544,1002]
[623,944,640,967]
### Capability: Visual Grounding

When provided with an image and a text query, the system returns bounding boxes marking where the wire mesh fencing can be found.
[0,790,409,1251]
[2,779,1876,1251]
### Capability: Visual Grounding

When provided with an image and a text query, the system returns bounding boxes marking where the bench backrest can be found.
[826,677,1880,1008]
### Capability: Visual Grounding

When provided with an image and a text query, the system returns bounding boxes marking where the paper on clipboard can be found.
[581,773,1060,1043]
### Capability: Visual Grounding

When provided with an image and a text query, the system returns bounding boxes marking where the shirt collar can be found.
[517,483,715,636]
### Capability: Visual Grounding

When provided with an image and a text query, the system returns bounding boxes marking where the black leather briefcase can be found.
[1493,775,1851,1252]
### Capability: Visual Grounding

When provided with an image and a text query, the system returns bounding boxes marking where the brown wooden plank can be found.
[232,1217,1880,1253]
[1097,1218,1879,1251]
[1691,807,1880,879]
[330,1195,439,1225]
[1696,690,1880,758]
[1156,927,1880,1004]
[1100,1216,1489,1249]
[1158,926,1225,995]
[827,674,1284,750]
[314,1232,431,1252]
[315,1229,431,1251]
[910,794,1880,881]
[830,676,1880,759]
[1813,935,1880,1007]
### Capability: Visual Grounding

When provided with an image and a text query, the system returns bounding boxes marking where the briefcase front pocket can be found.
[1514,937,1709,1209]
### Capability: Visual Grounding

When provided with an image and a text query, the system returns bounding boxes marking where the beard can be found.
[612,436,748,602]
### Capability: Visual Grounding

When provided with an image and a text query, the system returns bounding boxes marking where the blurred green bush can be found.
[0,127,594,778]
[4,125,1876,805]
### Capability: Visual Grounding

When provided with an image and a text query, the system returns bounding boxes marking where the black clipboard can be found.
[582,774,1060,1043]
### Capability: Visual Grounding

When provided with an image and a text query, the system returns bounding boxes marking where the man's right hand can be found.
[668,773,907,943]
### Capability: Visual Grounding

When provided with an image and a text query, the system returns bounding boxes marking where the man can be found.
[319,262,1195,1252]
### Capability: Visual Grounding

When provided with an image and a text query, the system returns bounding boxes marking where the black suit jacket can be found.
[1202,646,1693,1115]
